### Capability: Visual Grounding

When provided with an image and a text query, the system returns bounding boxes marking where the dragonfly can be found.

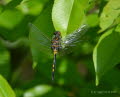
[29,23,89,81]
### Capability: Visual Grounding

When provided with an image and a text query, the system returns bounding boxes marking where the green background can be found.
[0,0,120,97]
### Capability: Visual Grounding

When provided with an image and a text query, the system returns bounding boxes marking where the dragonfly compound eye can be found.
[54,31,61,35]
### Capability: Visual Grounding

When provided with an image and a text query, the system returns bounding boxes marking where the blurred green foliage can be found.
[0,75,16,97]
[0,0,120,97]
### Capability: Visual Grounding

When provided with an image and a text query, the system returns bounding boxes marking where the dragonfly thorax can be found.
[51,31,62,54]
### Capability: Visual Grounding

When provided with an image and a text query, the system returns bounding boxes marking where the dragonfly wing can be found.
[29,23,51,55]
[61,24,89,54]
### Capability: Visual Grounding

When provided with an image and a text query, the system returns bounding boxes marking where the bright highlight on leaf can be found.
[24,85,52,97]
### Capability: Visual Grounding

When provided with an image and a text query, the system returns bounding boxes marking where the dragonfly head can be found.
[54,31,61,36]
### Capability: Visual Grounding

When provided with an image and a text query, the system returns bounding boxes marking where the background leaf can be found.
[0,75,16,97]
[87,13,99,27]
[23,85,66,97]
[0,44,11,79]
[93,29,120,85]
[17,0,49,15]
[4,0,23,9]
[23,85,52,97]
[99,0,120,32]
[52,0,89,37]
[0,9,24,29]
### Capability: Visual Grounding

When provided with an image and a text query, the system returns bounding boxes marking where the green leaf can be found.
[0,75,16,97]
[5,0,23,9]
[23,85,66,97]
[17,0,49,15]
[115,23,120,33]
[34,0,55,37]
[0,5,3,14]
[87,13,99,27]
[52,0,88,37]
[93,29,120,85]
[100,0,120,32]
[0,9,24,29]
[23,85,52,97]
[0,45,11,78]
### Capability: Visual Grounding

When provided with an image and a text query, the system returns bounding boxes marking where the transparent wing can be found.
[61,24,89,53]
[29,23,51,55]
